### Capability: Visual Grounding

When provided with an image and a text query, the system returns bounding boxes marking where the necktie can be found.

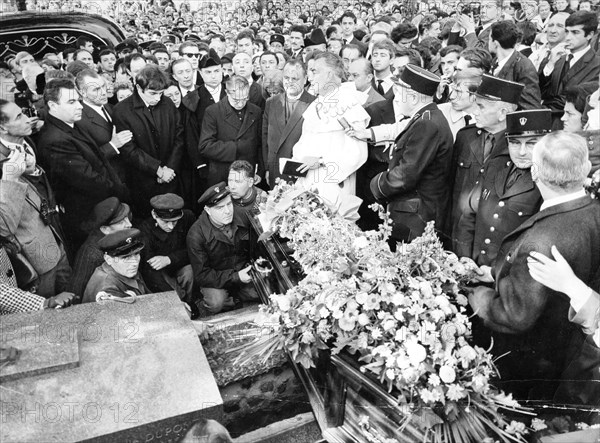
[101,106,112,123]
[558,53,573,84]
[483,132,495,163]
[464,115,471,126]
[505,165,523,190]
[491,59,499,75]
[376,79,385,95]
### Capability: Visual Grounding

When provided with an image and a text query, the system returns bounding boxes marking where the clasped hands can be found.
[157,165,176,184]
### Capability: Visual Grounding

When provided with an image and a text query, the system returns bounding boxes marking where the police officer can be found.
[451,75,524,257]
[370,64,454,246]
[472,109,552,267]
[186,182,257,315]
[139,193,195,302]
[82,228,148,303]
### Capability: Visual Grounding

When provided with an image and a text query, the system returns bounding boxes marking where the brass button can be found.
[493,213,499,219]
[484,239,491,244]
[490,227,495,232]
[481,250,486,255]
[518,211,523,216]
[480,168,484,173]
[498,201,505,207]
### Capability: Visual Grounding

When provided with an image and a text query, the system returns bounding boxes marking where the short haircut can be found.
[371,39,396,57]
[178,41,199,55]
[229,159,255,178]
[313,51,345,81]
[283,58,307,76]
[440,45,463,58]
[210,34,226,43]
[391,23,418,43]
[459,48,493,73]
[65,60,90,77]
[43,78,77,105]
[75,68,101,90]
[340,11,357,23]
[419,37,442,57]
[124,53,147,72]
[351,57,374,76]
[452,68,482,93]
[517,20,537,47]
[171,58,192,72]
[76,36,93,48]
[74,49,93,60]
[289,25,306,35]
[564,83,598,114]
[396,47,423,67]
[534,132,590,190]
[99,49,116,59]
[565,10,598,35]
[491,20,521,49]
[135,65,168,90]
[341,43,362,58]
[260,51,278,63]
[418,14,438,35]
[114,82,133,94]
[0,99,12,125]
[236,29,255,42]
[326,25,339,39]
[225,74,249,91]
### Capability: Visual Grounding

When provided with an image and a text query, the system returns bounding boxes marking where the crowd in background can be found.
[1,0,599,410]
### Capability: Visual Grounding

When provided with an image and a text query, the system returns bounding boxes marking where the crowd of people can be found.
[1,0,599,410]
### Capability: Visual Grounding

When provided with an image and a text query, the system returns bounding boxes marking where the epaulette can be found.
[421,110,431,121]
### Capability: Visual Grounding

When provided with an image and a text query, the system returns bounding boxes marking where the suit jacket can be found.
[476,197,600,399]
[495,50,542,110]
[262,90,315,186]
[344,36,367,54]
[113,91,184,215]
[450,127,507,256]
[363,87,385,108]
[0,139,63,274]
[198,99,263,187]
[370,102,454,242]
[37,114,129,244]
[249,81,266,110]
[540,48,600,112]
[74,102,126,183]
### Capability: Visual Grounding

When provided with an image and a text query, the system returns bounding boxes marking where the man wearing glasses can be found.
[198,75,262,187]
[178,41,204,87]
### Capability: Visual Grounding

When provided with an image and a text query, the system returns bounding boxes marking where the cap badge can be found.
[214,186,220,193]
[519,117,527,126]
[126,237,132,244]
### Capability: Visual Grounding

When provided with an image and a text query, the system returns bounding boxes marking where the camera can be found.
[40,200,62,225]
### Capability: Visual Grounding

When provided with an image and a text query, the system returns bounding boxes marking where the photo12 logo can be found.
[1,401,139,424]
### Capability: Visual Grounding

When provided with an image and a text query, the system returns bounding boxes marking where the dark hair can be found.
[371,38,396,57]
[396,47,423,67]
[340,11,357,23]
[259,51,278,63]
[440,44,463,58]
[229,159,255,178]
[178,41,199,55]
[210,34,226,43]
[43,78,77,104]
[63,47,77,59]
[76,36,94,49]
[459,47,493,73]
[418,14,438,36]
[414,44,432,70]
[517,20,537,46]
[0,99,11,125]
[391,23,418,44]
[236,29,255,42]
[419,37,442,57]
[491,20,521,49]
[99,49,116,59]
[341,43,362,58]
[65,60,90,77]
[289,24,306,35]
[564,82,598,113]
[136,65,168,90]
[325,25,339,39]
[565,10,598,35]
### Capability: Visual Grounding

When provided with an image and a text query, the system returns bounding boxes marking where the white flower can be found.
[396,354,410,369]
[382,319,396,332]
[395,327,406,342]
[405,341,427,365]
[419,388,441,404]
[428,374,441,387]
[446,384,466,401]
[358,313,371,326]
[531,418,548,431]
[575,422,590,430]
[439,365,456,383]
[319,306,330,318]
[356,292,368,305]
[419,281,434,298]
[385,368,396,380]
[346,299,359,312]
[277,295,291,311]
[353,236,369,250]
[505,421,528,435]
[338,314,356,331]
[471,374,489,393]
[371,328,383,340]
[391,292,406,306]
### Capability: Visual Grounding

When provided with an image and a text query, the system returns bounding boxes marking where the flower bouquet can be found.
[236,181,534,443]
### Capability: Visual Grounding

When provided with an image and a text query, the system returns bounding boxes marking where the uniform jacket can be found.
[37,114,129,244]
[495,50,542,110]
[139,209,195,293]
[472,158,542,266]
[74,102,126,183]
[83,262,149,303]
[450,127,507,256]
[370,102,454,242]
[539,48,600,112]
[262,90,315,186]
[113,91,184,215]
[0,139,64,274]
[198,99,263,187]
[576,129,600,176]
[186,207,250,289]
[476,196,600,397]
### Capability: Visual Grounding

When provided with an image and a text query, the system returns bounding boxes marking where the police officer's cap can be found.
[151,193,184,221]
[392,64,440,97]
[506,109,553,137]
[270,34,285,46]
[99,228,144,258]
[82,197,130,232]
[475,74,524,105]
[198,182,231,207]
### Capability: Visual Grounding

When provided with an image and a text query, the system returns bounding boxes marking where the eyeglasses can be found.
[183,53,201,58]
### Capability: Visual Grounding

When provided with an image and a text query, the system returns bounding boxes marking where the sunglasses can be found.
[183,53,201,58]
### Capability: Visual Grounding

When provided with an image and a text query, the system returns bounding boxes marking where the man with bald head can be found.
[348,58,384,107]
